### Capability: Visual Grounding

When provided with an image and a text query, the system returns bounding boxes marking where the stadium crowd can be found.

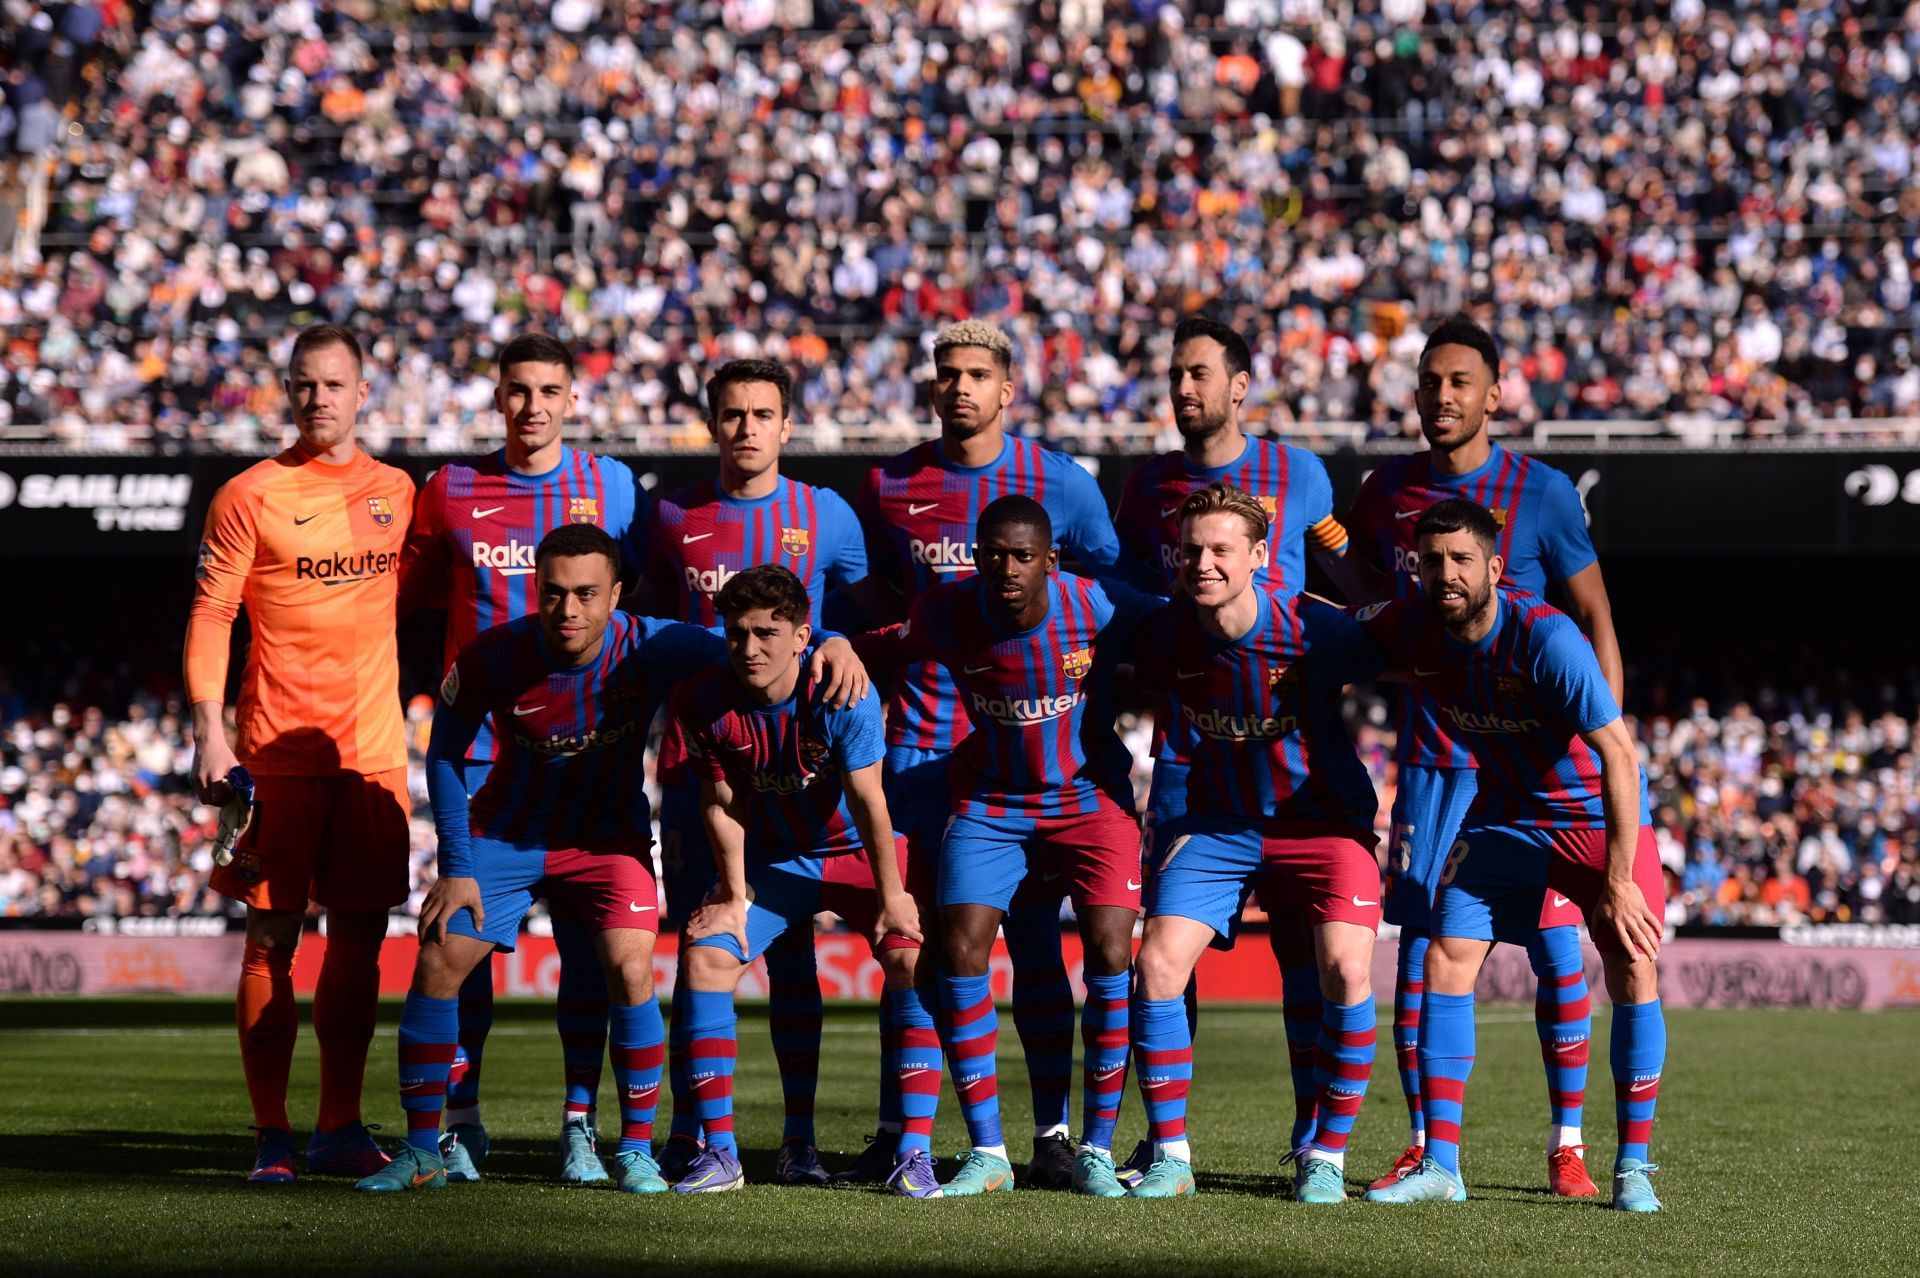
[4,0,1920,453]
[4,673,1918,929]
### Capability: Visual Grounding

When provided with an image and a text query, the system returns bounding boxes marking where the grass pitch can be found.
[0,999,1909,1276]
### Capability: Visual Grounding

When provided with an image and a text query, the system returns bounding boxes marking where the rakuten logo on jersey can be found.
[1158,544,1181,575]
[1440,705,1542,734]
[686,564,739,595]
[295,549,400,583]
[473,539,537,576]
[1182,705,1299,740]
[909,537,975,573]
[511,718,642,756]
[750,770,812,795]
[1392,545,1421,579]
[969,689,1079,724]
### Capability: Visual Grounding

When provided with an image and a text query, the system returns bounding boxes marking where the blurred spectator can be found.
[4,1,1920,455]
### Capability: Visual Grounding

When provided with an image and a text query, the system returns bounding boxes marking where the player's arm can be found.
[688,771,752,956]
[396,467,453,621]
[843,760,921,946]
[1580,715,1662,961]
[184,484,256,802]
[1056,457,1126,583]
[420,686,486,945]
[1560,562,1624,705]
[606,459,650,609]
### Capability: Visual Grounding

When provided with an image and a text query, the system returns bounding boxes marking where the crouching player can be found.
[667,566,938,1196]
[1359,499,1667,1212]
[1125,484,1386,1203]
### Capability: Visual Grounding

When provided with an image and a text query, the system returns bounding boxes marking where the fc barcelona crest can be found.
[781,527,811,556]
[799,733,831,768]
[569,496,600,524]
[1488,507,1509,529]
[366,496,394,527]
[1062,647,1093,680]
[1269,662,1298,689]
[1496,675,1527,697]
[1257,494,1279,519]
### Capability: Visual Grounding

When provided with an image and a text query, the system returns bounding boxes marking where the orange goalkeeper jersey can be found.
[185,446,415,776]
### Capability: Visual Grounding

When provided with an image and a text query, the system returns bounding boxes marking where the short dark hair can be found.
[287,323,363,375]
[715,563,811,627]
[977,494,1053,546]
[706,358,793,420]
[498,331,575,378]
[1415,498,1500,557]
[1172,316,1252,380]
[535,523,621,581]
[1420,315,1500,378]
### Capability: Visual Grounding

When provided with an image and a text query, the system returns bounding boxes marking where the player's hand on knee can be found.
[808,637,870,708]
[689,896,748,955]
[420,876,483,946]
[876,890,923,947]
[1596,879,1662,960]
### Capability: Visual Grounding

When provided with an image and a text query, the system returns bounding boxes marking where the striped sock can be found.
[1530,926,1590,1144]
[446,960,494,1123]
[396,992,460,1155]
[1005,919,1074,1137]
[1310,996,1377,1169]
[666,989,701,1143]
[683,987,740,1156]
[554,917,609,1121]
[1610,999,1665,1168]
[610,999,665,1155]
[1395,931,1429,1145]
[1280,963,1323,1151]
[940,972,1004,1151]
[1079,972,1130,1153]
[765,937,823,1146]
[890,985,941,1158]
[1420,991,1476,1176]
[1133,994,1193,1158]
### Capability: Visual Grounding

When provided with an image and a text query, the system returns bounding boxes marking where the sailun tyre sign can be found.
[0,463,195,553]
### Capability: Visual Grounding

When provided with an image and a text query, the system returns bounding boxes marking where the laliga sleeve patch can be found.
[195,542,215,582]
[1354,602,1388,622]
[440,662,461,706]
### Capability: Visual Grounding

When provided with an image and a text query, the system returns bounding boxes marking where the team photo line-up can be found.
[186,310,1665,1210]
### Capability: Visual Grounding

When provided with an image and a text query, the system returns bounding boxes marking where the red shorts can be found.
[453,834,660,951]
[211,768,410,912]
[1542,826,1666,956]
[944,797,1143,914]
[1253,821,1384,931]
[815,834,929,954]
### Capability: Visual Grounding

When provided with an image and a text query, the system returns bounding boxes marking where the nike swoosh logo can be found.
[1630,1079,1659,1093]
[1160,505,1183,518]
[962,664,995,674]
[1551,894,1571,908]
[1140,1079,1176,1092]
[1396,509,1422,520]
[684,1170,723,1188]
[1176,669,1206,680]
[899,1068,934,1080]
[471,506,505,519]
[1040,871,1063,883]
[908,502,941,516]
[1126,879,1143,891]
[1553,1041,1584,1055]
[629,902,655,913]
[293,513,320,525]
[412,1170,438,1186]
[1351,895,1377,908]
[682,532,715,543]
[513,705,545,716]
[1413,667,1441,677]
[1095,1066,1127,1081]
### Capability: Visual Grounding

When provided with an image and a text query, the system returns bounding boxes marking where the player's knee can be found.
[878,945,920,992]
[1134,943,1189,1002]
[245,908,303,952]
[412,946,468,1000]
[606,959,655,1004]
[1084,929,1133,978]
[684,943,743,992]
[1318,950,1373,1004]
[938,931,990,977]
[1603,951,1659,1005]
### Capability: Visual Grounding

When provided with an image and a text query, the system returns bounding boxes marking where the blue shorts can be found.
[1383,765,1479,930]
[1148,814,1382,942]
[446,834,658,952]
[883,747,952,864]
[686,837,920,963]
[657,779,716,926]
[938,800,1142,915]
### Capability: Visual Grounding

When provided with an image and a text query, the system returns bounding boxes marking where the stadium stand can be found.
[4,0,1919,452]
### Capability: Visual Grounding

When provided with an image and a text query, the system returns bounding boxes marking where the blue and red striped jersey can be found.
[644,476,866,629]
[1345,443,1596,770]
[855,437,1121,755]
[893,572,1147,818]
[1131,587,1380,830]
[430,612,722,854]
[1113,437,1340,596]
[400,447,647,762]
[1356,589,1647,830]
[665,660,886,859]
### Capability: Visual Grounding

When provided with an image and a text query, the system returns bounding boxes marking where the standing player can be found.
[1341,315,1624,1196]
[867,497,1154,1197]
[1124,484,1386,1204]
[667,566,934,1196]
[635,359,876,1186]
[186,324,415,1182]
[1111,317,1359,1175]
[1359,500,1666,1213]
[845,320,1124,1190]
[355,527,871,1194]
[398,331,648,1185]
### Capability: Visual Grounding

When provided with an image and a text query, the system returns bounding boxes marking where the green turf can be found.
[0,1000,1910,1276]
